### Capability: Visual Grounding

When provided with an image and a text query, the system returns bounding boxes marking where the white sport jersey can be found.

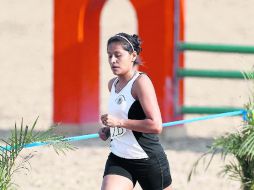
[108,72,163,159]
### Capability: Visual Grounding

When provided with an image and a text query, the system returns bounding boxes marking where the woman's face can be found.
[107,42,136,76]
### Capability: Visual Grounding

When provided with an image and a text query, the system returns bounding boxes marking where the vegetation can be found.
[0,117,75,190]
[188,72,254,190]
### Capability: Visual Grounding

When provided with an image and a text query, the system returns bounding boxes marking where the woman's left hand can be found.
[101,114,122,128]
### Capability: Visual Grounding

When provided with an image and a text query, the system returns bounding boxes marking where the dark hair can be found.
[107,32,142,65]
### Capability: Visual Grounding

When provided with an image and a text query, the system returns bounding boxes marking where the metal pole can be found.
[181,106,243,114]
[177,69,251,79]
[173,0,181,116]
[178,42,254,54]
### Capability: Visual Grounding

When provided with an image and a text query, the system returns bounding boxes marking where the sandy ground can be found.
[1,0,254,189]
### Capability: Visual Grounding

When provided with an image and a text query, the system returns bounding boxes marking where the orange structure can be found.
[54,0,184,124]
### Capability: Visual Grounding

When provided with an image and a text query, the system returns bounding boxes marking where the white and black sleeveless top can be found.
[108,72,164,159]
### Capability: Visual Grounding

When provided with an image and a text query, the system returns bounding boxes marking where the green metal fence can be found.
[176,42,254,114]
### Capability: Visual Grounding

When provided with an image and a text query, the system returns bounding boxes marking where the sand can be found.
[1,0,254,189]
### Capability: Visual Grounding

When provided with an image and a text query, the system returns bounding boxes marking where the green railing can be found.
[178,42,254,54]
[175,42,254,114]
[181,106,243,114]
[177,69,251,79]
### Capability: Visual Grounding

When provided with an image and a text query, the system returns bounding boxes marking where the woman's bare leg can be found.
[164,185,173,190]
[101,174,133,190]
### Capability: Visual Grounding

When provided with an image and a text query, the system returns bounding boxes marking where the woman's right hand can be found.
[98,127,110,141]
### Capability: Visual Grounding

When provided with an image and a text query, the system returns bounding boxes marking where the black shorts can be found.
[103,152,172,190]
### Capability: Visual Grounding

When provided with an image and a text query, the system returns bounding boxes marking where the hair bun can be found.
[132,34,142,54]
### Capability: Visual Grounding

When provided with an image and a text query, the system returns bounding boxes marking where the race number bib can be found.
[110,127,126,139]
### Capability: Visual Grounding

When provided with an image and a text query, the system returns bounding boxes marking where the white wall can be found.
[0,0,53,130]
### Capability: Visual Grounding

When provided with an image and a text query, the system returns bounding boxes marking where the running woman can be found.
[99,33,172,190]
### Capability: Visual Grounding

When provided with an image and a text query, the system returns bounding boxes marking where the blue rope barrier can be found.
[162,110,245,127]
[1,110,246,151]
[63,133,99,142]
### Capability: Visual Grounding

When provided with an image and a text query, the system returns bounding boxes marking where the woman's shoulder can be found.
[108,77,118,92]
[132,72,153,98]
[135,72,152,85]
